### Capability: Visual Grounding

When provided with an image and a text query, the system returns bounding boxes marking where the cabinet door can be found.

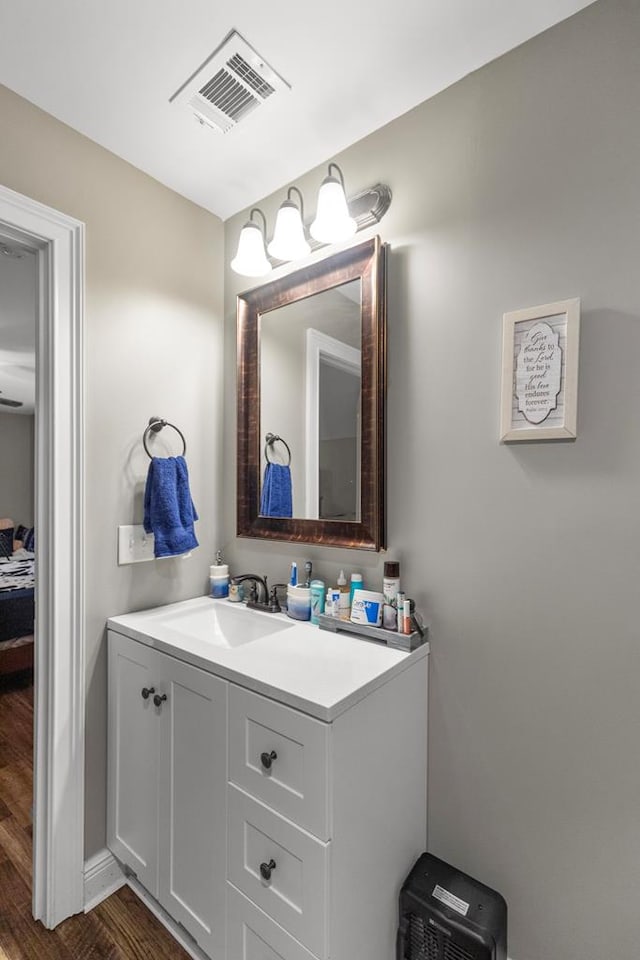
[107,631,160,896]
[157,653,227,959]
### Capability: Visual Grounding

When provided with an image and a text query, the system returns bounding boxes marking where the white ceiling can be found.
[0,1,593,220]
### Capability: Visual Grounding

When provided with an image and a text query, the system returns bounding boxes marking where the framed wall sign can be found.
[500,298,580,442]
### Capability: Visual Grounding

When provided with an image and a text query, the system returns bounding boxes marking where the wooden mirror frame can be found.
[237,235,387,550]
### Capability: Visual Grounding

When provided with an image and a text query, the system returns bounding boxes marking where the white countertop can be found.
[107,596,429,721]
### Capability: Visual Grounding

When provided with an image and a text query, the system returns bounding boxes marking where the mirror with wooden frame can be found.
[237,235,386,550]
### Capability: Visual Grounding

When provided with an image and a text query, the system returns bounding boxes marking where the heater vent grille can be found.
[405,913,480,960]
[409,915,440,959]
[445,939,477,960]
[171,29,289,134]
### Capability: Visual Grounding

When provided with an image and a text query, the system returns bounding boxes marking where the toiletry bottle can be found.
[326,588,334,616]
[228,580,242,602]
[209,550,230,599]
[331,586,341,617]
[350,572,363,607]
[337,569,350,621]
[383,561,400,630]
[310,580,325,624]
[403,598,412,635]
[396,591,406,632]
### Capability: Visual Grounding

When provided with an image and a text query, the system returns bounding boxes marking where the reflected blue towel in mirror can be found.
[260,462,293,518]
[143,455,199,558]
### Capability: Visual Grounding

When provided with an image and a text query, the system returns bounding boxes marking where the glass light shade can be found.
[230,221,272,277]
[267,201,311,261]
[310,177,357,243]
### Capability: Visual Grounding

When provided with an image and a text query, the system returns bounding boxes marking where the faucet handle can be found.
[268,585,281,613]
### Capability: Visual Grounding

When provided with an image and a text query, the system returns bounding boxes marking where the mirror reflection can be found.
[259,279,361,521]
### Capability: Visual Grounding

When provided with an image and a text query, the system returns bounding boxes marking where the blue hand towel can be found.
[260,462,293,518]
[143,456,199,558]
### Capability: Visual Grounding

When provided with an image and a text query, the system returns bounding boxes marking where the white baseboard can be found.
[83,848,126,912]
[126,877,210,960]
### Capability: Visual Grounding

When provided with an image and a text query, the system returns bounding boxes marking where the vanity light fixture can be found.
[310,163,357,244]
[230,164,392,278]
[267,186,310,262]
[230,208,272,278]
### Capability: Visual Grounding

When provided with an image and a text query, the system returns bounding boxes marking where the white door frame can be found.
[0,184,85,927]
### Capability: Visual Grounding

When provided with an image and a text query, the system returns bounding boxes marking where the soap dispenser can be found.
[209,550,230,599]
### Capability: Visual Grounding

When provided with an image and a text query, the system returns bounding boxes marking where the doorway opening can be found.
[0,185,85,928]
[0,232,37,924]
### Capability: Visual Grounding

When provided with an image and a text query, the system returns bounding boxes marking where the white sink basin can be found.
[148,600,293,648]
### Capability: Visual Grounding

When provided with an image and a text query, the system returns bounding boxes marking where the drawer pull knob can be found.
[260,750,277,770]
[141,687,155,700]
[260,858,276,881]
[153,693,168,707]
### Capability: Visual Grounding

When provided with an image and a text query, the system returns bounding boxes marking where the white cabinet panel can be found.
[158,657,227,958]
[107,630,160,896]
[227,885,317,960]
[228,784,329,959]
[228,684,330,840]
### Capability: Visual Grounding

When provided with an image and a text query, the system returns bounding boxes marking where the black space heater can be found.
[397,853,507,960]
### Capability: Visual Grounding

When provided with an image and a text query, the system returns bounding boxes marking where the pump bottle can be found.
[337,569,350,621]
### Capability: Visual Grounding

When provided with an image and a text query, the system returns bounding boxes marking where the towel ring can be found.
[143,417,187,458]
[264,432,291,466]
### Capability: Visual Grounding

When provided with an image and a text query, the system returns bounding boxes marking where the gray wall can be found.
[0,412,34,526]
[0,82,225,857]
[224,2,640,958]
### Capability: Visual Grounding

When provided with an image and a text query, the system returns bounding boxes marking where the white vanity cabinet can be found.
[225,668,428,960]
[107,598,428,960]
[107,630,227,959]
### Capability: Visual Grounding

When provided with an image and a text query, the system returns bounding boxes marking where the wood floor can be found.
[0,671,190,960]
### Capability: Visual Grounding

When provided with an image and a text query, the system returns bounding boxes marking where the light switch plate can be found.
[118,524,155,564]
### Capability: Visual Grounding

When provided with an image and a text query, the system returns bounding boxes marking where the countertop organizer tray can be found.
[317,613,428,652]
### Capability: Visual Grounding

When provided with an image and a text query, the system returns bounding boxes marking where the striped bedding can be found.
[0,551,35,644]
[0,553,35,592]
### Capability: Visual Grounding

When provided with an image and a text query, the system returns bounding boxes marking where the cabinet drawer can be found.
[227,885,318,960]
[229,684,330,840]
[228,784,329,959]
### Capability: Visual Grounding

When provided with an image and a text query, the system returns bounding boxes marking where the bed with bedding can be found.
[0,521,35,676]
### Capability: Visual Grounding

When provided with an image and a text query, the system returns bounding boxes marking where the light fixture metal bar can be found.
[347,183,392,230]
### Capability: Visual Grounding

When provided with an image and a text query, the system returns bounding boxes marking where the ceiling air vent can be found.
[170,30,290,134]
